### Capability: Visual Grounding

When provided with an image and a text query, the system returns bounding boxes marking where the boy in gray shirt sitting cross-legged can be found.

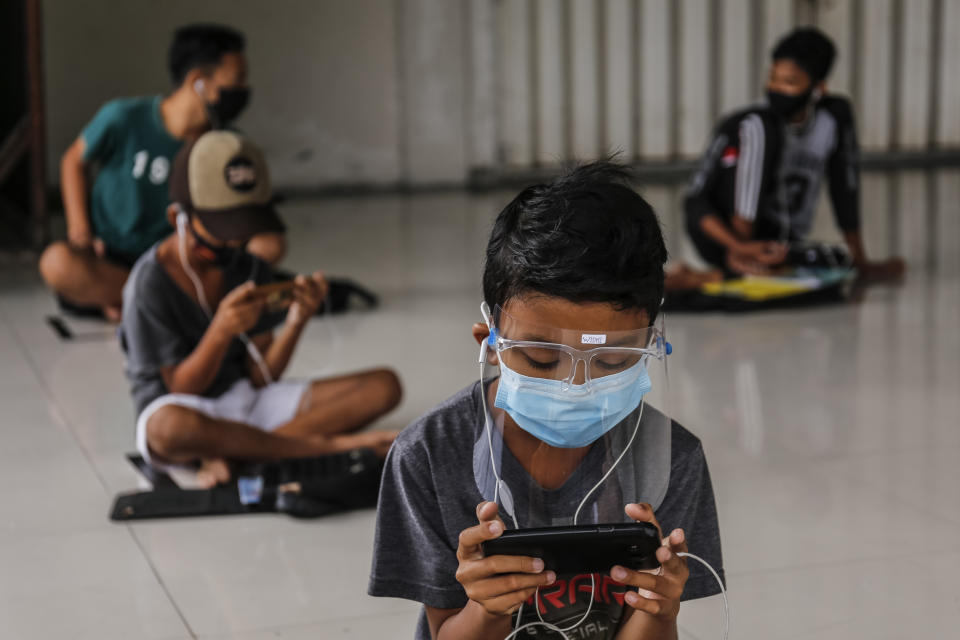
[120,130,401,486]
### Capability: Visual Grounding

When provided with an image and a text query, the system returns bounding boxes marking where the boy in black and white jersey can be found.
[684,27,904,281]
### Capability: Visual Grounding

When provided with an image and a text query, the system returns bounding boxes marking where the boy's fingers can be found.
[624,503,662,538]
[457,555,544,582]
[457,520,503,559]
[468,571,556,600]
[476,501,501,523]
[292,290,314,308]
[229,281,257,302]
[658,529,689,572]
[292,277,312,296]
[623,591,670,616]
[482,587,541,616]
[656,545,688,580]
[610,564,686,600]
[610,566,670,596]
[661,528,688,555]
[236,298,265,313]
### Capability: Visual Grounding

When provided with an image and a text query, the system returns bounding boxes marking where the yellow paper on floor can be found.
[701,274,821,300]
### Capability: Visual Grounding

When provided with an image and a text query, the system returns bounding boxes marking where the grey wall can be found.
[43,0,960,189]
[43,0,409,188]
[493,0,960,165]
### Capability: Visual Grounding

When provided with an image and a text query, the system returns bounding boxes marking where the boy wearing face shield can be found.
[119,131,401,487]
[369,163,724,639]
[683,27,904,281]
[40,24,285,322]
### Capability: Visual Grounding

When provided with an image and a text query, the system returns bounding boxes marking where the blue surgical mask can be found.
[494,359,652,448]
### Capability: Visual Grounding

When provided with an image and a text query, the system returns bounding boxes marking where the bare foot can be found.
[103,305,122,323]
[858,257,906,283]
[321,430,400,458]
[665,263,724,290]
[360,429,400,458]
[197,458,231,488]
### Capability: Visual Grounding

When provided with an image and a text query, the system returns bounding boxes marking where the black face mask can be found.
[190,224,244,267]
[766,87,814,120]
[208,86,250,129]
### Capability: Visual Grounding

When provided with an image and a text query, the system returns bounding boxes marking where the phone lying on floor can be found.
[482,522,661,575]
[251,281,296,312]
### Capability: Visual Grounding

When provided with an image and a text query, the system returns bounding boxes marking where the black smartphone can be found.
[482,522,661,575]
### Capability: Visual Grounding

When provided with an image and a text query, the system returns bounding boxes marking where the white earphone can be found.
[193,79,205,95]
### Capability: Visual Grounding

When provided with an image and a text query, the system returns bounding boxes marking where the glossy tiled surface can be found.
[0,181,958,639]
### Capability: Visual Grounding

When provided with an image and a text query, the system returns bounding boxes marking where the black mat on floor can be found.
[110,449,383,521]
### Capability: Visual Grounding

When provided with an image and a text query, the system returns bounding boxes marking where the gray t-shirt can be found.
[368,382,724,639]
[119,245,282,416]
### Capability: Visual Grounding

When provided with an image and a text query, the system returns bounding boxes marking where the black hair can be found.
[168,24,245,86]
[772,27,836,82]
[482,161,667,323]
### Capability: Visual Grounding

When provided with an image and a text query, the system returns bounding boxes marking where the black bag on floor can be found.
[110,448,383,521]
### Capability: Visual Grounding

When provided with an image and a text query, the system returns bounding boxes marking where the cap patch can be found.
[224,156,257,192]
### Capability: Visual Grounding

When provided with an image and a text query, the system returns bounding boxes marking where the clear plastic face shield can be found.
[474,301,673,530]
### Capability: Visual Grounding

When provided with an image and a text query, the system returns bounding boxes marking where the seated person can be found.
[369,162,723,639]
[40,23,285,321]
[121,130,399,487]
[684,26,904,280]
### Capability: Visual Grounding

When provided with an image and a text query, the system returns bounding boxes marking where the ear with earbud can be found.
[473,322,499,366]
[193,79,205,96]
[474,323,496,364]
[476,301,500,365]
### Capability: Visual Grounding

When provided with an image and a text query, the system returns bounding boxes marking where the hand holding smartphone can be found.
[250,281,296,312]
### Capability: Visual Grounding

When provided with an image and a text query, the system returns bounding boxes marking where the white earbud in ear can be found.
[193,79,205,95]
[478,301,495,363]
[480,301,494,329]
[176,209,188,230]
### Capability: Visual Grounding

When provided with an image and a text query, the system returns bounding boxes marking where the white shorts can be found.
[135,378,310,467]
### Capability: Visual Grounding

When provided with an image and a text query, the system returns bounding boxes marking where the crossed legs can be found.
[38,242,128,319]
[144,368,402,486]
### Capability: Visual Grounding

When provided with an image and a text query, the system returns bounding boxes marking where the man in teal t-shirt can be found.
[82,95,184,261]
[39,24,286,321]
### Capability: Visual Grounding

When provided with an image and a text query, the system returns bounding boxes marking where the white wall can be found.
[43,0,960,189]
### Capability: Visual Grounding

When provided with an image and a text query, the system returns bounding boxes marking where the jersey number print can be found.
[132,150,170,185]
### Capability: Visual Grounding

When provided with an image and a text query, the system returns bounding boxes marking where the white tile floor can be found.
[1,184,958,639]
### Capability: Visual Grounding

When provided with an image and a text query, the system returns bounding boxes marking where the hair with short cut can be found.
[772,27,836,82]
[168,24,245,86]
[482,161,667,323]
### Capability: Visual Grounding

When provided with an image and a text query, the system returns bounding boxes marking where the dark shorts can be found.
[102,247,141,270]
[54,245,140,317]
[686,221,728,270]
[684,206,784,272]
